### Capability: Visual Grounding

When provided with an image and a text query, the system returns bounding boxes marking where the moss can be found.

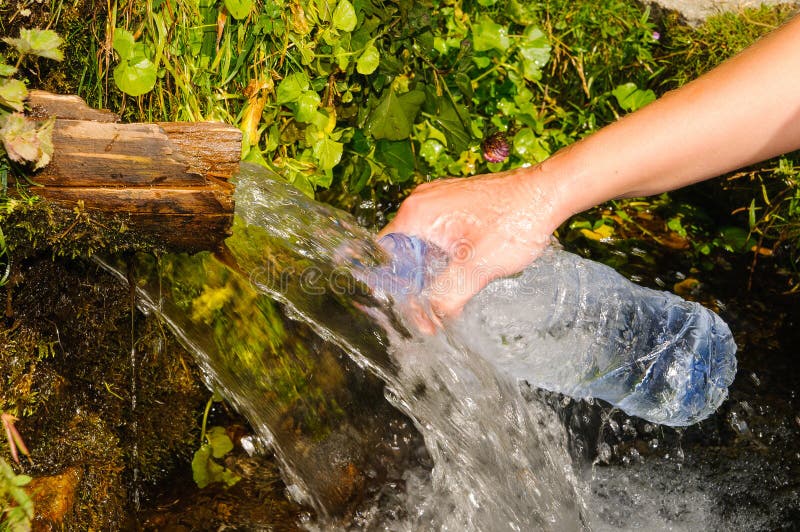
[1,195,177,265]
[0,248,208,528]
[657,5,799,88]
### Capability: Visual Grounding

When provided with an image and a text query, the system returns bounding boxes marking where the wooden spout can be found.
[22,90,241,253]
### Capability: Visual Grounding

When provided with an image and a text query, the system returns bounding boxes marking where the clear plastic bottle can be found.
[377,233,737,427]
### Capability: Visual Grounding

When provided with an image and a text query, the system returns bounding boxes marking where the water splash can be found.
[99,163,766,530]
[231,164,586,529]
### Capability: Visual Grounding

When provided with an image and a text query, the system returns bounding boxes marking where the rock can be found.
[28,467,82,531]
[643,0,798,24]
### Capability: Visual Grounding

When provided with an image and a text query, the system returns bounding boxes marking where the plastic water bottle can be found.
[377,233,737,427]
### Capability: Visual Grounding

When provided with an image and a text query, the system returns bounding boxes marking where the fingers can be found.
[426,241,507,319]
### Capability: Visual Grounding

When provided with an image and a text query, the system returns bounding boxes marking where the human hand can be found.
[378,167,564,321]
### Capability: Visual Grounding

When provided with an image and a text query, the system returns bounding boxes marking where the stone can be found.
[28,467,82,531]
[643,0,798,24]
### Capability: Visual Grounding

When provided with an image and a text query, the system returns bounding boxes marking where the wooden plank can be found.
[37,184,234,215]
[35,120,208,187]
[17,91,240,252]
[157,122,242,180]
[27,90,119,122]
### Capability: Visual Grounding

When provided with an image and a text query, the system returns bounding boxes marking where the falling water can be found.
[98,163,760,530]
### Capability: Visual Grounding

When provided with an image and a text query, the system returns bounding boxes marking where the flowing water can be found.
[99,163,799,530]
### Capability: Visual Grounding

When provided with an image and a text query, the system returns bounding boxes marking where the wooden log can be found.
[21,91,241,253]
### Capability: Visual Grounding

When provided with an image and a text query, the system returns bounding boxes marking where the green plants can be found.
[0,28,63,173]
[0,457,33,532]
[191,394,240,489]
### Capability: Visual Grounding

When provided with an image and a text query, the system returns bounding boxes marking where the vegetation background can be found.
[0,0,798,529]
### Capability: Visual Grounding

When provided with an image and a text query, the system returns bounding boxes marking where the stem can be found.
[199,395,214,444]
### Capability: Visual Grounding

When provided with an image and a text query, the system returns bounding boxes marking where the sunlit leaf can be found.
[1,113,38,163]
[611,82,656,112]
[580,224,615,241]
[313,136,343,170]
[206,426,234,459]
[0,79,28,112]
[3,29,63,61]
[471,16,509,52]
[334,46,350,70]
[518,26,550,81]
[294,90,321,123]
[365,88,425,141]
[112,29,136,58]
[276,72,310,104]
[332,0,358,32]
[513,127,549,162]
[224,0,252,20]
[419,139,445,166]
[356,43,380,75]
[114,55,157,96]
[0,63,17,77]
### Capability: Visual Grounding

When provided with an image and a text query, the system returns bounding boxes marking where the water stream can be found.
[97,163,796,530]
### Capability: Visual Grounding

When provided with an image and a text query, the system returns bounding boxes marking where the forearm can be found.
[526,15,800,223]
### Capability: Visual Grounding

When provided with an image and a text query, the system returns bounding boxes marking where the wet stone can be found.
[28,466,82,530]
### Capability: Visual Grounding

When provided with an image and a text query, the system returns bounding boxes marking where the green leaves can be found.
[313,137,343,171]
[513,127,550,163]
[295,91,321,122]
[0,113,55,169]
[276,72,310,104]
[191,426,241,489]
[375,140,414,183]
[612,82,656,112]
[3,28,63,61]
[356,43,380,75]
[365,88,425,141]
[224,0,252,20]
[471,16,509,52]
[518,26,551,81]
[0,79,28,112]
[332,0,358,32]
[112,29,157,96]
[0,28,62,173]
[276,73,321,123]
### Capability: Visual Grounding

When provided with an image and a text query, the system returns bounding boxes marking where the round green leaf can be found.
[332,0,357,32]
[113,56,157,96]
[518,26,551,81]
[612,83,656,112]
[112,29,136,59]
[295,90,321,123]
[207,426,234,459]
[513,128,549,162]
[276,72,310,104]
[472,16,510,53]
[356,44,380,75]
[420,139,445,166]
[224,0,252,20]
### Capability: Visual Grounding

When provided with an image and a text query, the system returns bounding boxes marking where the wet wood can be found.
[23,92,241,252]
